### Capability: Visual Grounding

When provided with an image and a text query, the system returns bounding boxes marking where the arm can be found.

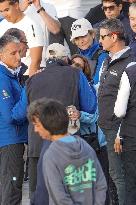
[79,71,97,114]
[114,71,130,153]
[114,71,131,118]
[0,79,27,124]
[33,0,60,34]
[29,46,43,76]
[43,156,74,205]
[26,21,44,76]
[80,111,98,124]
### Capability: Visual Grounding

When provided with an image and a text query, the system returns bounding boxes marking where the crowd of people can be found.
[0,0,136,205]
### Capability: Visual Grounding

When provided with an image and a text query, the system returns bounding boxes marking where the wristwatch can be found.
[37,7,45,13]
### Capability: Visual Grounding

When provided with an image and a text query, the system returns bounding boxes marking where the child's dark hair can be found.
[28,98,69,135]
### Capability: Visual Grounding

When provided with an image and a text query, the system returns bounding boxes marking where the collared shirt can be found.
[109,46,130,62]
[0,61,20,76]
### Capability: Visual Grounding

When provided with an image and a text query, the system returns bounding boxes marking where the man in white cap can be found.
[26,43,97,202]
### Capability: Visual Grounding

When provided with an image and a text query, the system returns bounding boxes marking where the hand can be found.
[19,0,32,12]
[67,106,80,121]
[69,110,80,121]
[35,68,45,74]
[114,136,122,154]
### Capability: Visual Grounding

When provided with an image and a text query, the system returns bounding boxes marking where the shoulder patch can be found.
[2,90,10,99]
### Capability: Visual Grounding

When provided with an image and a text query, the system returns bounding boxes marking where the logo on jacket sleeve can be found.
[2,90,10,99]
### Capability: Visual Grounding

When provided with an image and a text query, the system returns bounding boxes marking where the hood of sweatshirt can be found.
[47,136,94,162]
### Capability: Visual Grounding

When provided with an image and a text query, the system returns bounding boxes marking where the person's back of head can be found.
[46,43,69,64]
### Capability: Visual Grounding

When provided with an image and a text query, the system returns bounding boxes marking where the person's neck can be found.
[109,41,126,55]
[51,133,69,141]
[13,12,24,23]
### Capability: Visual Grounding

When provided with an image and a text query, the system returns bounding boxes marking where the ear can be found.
[112,33,118,43]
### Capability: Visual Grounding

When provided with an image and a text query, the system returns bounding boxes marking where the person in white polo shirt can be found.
[0,0,44,76]
[0,0,60,76]
[20,0,60,69]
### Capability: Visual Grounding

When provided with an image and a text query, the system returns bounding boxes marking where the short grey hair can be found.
[4,28,24,41]
[129,3,136,13]
[0,34,20,52]
[99,18,126,41]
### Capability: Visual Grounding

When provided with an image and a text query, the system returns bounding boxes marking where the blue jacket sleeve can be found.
[79,71,97,114]
[0,78,27,124]
[80,111,98,124]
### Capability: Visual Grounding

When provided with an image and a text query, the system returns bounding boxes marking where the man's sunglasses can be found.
[102,5,116,11]
[100,32,120,40]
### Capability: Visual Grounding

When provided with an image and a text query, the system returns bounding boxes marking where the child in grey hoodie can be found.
[28,98,107,205]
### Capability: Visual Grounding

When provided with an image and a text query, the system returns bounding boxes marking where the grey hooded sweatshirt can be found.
[43,135,107,205]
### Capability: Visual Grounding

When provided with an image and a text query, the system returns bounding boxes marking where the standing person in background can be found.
[98,18,136,205]
[129,3,136,57]
[20,0,61,69]
[114,62,136,204]
[71,54,117,205]
[0,0,44,77]
[46,0,101,55]
[93,0,134,45]
[85,0,130,26]
[0,35,28,205]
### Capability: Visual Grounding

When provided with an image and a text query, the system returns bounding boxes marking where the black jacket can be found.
[120,65,136,150]
[98,48,136,130]
[26,59,97,157]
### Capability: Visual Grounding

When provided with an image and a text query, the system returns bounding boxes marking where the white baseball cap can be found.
[70,18,93,41]
[46,43,68,59]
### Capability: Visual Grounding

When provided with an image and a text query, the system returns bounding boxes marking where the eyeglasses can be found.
[102,5,116,11]
[100,31,120,40]
[100,33,111,40]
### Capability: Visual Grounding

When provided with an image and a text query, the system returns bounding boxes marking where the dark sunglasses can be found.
[100,33,111,40]
[102,5,116,11]
[100,31,120,40]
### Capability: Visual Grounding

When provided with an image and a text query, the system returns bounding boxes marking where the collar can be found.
[79,41,100,58]
[109,46,130,62]
[0,61,19,75]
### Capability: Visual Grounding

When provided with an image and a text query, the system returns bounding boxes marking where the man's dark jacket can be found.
[26,59,97,158]
[98,48,136,131]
